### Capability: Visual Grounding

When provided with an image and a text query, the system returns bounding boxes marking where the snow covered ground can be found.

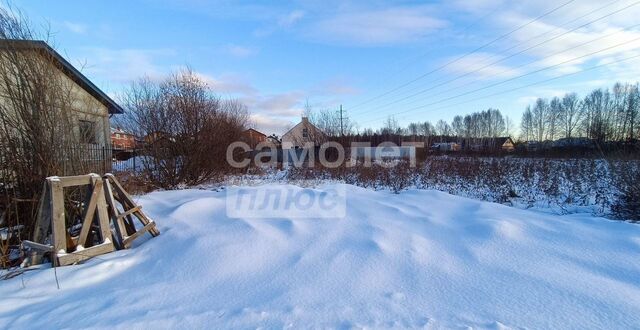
[1,184,639,329]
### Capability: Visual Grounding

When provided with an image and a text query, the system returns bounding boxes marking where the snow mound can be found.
[1,184,639,329]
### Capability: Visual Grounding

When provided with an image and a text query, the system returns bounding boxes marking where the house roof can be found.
[0,39,124,114]
[282,117,325,138]
[243,128,267,137]
[110,127,135,135]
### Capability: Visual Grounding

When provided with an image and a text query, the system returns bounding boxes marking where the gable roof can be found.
[282,117,325,138]
[243,128,267,137]
[0,39,124,114]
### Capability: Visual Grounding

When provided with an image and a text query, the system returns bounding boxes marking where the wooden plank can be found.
[123,221,156,248]
[22,240,53,253]
[105,174,136,206]
[107,176,139,235]
[49,179,66,258]
[30,183,51,265]
[132,211,161,236]
[94,180,113,247]
[116,205,141,220]
[106,174,161,243]
[76,179,102,248]
[56,242,114,266]
[103,178,126,249]
[32,183,50,243]
[58,174,93,187]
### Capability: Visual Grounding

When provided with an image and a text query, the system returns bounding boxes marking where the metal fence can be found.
[0,145,113,184]
[111,149,143,173]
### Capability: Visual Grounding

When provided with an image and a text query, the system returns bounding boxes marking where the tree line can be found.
[521,82,639,143]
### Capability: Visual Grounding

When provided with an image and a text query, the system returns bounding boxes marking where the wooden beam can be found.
[105,173,136,205]
[22,240,53,253]
[94,179,113,247]
[49,178,66,257]
[103,178,126,249]
[76,179,102,248]
[132,211,160,237]
[57,174,93,188]
[122,221,157,248]
[116,205,141,220]
[56,242,113,266]
[30,183,51,265]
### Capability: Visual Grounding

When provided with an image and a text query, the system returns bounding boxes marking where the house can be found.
[266,134,281,148]
[551,137,596,150]
[0,40,122,144]
[466,137,515,152]
[0,39,123,173]
[143,131,174,146]
[282,117,326,149]
[111,127,137,150]
[430,142,461,152]
[242,128,267,150]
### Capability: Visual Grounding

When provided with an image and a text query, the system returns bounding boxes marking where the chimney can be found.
[301,117,309,124]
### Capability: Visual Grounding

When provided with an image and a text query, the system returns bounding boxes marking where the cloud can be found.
[313,79,361,96]
[75,47,177,83]
[278,10,305,27]
[249,114,294,135]
[242,92,306,135]
[63,21,87,35]
[445,0,640,88]
[307,5,447,46]
[446,52,522,79]
[193,72,258,95]
[223,44,256,58]
[193,72,306,134]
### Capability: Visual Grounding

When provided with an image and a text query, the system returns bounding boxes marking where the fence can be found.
[0,145,113,187]
[111,149,143,173]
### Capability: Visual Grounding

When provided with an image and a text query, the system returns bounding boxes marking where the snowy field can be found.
[1,184,640,329]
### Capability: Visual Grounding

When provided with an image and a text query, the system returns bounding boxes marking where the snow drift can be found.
[1,184,639,329]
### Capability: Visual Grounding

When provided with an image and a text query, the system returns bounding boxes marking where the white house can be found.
[281,117,326,149]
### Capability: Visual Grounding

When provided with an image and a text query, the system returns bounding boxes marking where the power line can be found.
[350,0,640,116]
[349,0,577,110]
[355,20,640,116]
[359,45,640,125]
[380,5,505,83]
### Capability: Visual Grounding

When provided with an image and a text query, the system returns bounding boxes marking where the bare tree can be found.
[0,5,108,246]
[451,115,465,138]
[520,107,534,141]
[117,68,248,188]
[559,93,583,139]
[505,115,514,137]
[435,119,452,136]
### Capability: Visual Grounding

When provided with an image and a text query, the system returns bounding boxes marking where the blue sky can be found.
[8,0,640,135]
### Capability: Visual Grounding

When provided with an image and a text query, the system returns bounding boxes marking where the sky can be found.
[6,0,640,135]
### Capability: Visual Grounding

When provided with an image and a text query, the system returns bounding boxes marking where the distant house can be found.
[467,137,515,152]
[431,142,461,152]
[111,127,136,150]
[551,137,596,150]
[282,117,326,149]
[242,128,267,150]
[524,141,540,152]
[266,134,281,147]
[143,131,174,146]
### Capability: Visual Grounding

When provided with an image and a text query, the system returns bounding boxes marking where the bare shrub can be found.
[611,161,640,221]
[116,69,248,188]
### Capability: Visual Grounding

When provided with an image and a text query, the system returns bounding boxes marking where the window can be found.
[79,120,96,144]
[302,128,309,139]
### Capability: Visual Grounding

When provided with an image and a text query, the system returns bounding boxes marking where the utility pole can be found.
[338,104,347,136]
